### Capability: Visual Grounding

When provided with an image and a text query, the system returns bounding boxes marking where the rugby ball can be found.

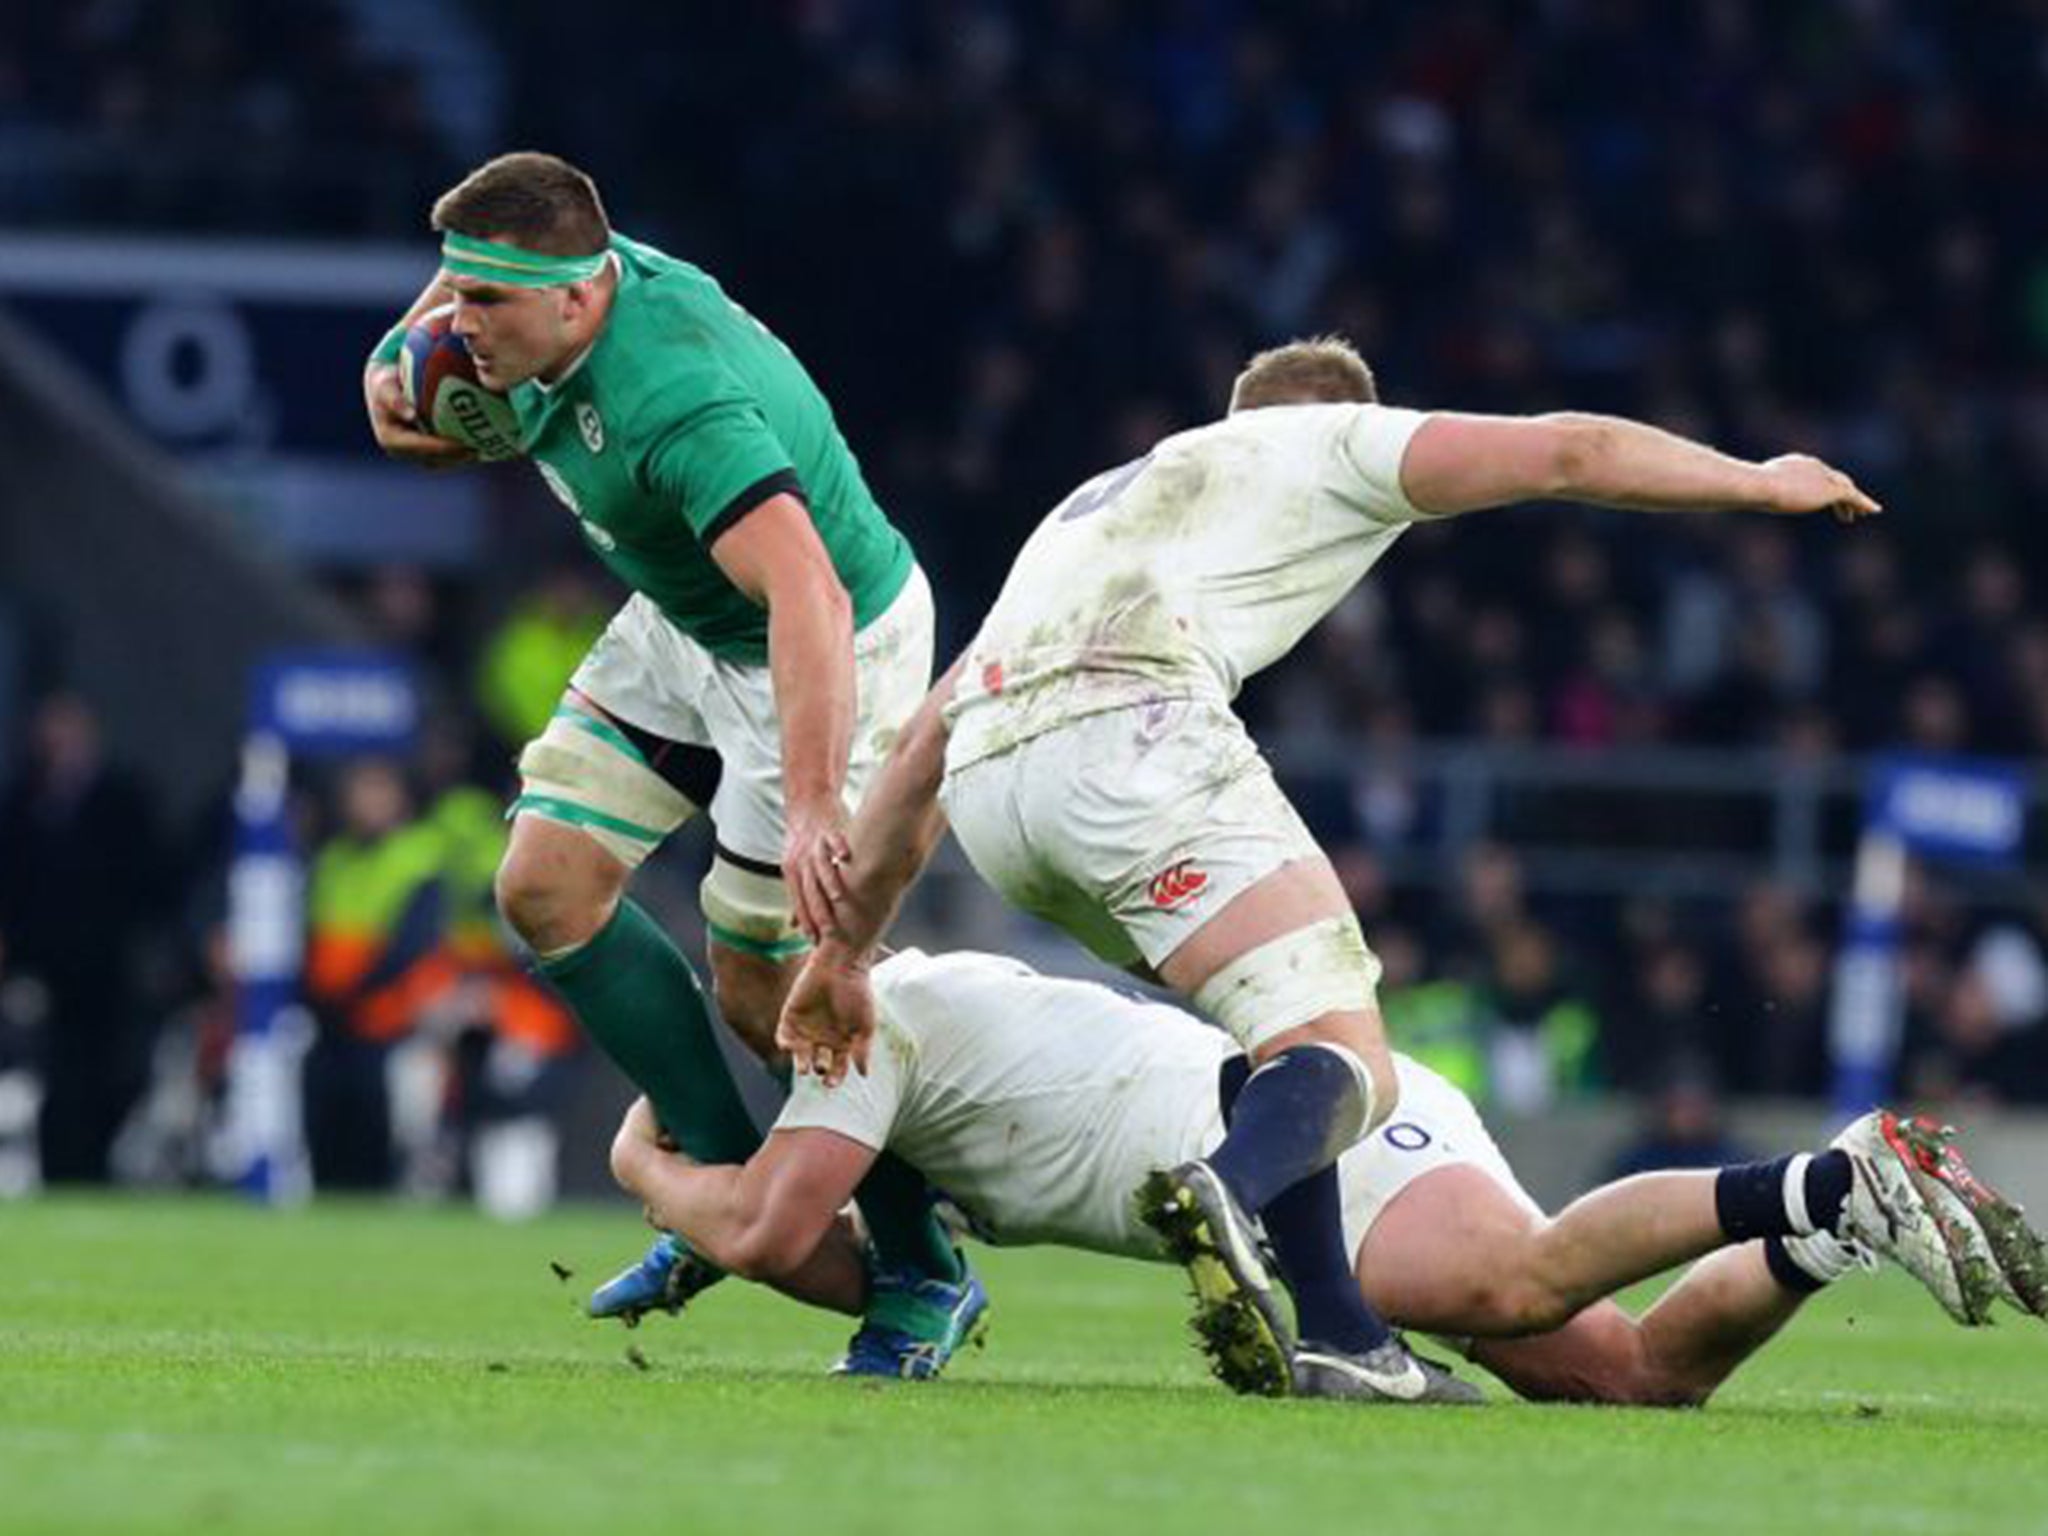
[398,304,524,461]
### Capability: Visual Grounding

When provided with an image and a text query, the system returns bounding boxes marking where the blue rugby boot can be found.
[831,1257,991,1380]
[588,1232,726,1327]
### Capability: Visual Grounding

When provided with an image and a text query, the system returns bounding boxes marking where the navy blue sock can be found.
[1262,1165,1394,1352]
[1763,1236,1829,1295]
[1209,1047,1392,1355]
[1714,1150,1852,1243]
[1207,1047,1368,1213]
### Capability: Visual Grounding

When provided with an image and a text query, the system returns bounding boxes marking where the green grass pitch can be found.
[5,1195,2044,1536]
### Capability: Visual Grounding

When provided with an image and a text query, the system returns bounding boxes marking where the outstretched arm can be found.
[609,1098,871,1314]
[776,657,964,1082]
[830,653,965,952]
[1398,411,1880,521]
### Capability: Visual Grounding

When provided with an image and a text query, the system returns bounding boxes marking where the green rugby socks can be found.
[859,1153,968,1284]
[537,900,761,1163]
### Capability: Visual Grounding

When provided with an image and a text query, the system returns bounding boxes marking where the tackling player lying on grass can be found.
[777,336,1881,1403]
[603,949,2047,1403]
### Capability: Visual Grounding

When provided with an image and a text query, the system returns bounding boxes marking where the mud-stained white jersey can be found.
[945,402,1433,768]
[776,949,1229,1258]
[774,948,1526,1267]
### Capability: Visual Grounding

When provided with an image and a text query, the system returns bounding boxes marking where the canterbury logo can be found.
[1148,860,1209,910]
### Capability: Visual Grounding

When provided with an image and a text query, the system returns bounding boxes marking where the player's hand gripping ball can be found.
[398,304,523,461]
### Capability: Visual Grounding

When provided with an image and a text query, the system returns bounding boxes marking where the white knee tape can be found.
[1192,915,1383,1054]
[701,855,809,961]
[512,713,697,870]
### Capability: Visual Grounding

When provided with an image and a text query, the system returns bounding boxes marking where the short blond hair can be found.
[1229,336,1378,413]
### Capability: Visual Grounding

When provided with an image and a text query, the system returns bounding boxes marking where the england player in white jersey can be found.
[612,949,2043,1402]
[777,337,1882,1402]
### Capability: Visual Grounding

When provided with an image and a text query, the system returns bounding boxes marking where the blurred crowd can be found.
[1338,839,2048,1115]
[0,1,455,233]
[0,570,613,1201]
[4,1,2047,1188]
[482,2,2048,623]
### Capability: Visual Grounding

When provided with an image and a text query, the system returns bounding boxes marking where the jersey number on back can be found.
[1055,453,1154,523]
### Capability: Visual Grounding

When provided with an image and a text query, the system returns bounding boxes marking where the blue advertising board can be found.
[225,655,419,1203]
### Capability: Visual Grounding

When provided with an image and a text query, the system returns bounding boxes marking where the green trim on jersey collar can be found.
[441,232,609,287]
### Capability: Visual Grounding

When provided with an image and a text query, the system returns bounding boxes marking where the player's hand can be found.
[363,363,477,470]
[776,945,875,1087]
[782,794,854,943]
[609,1096,659,1196]
[609,1096,688,1197]
[1755,454,1881,523]
[618,1095,662,1151]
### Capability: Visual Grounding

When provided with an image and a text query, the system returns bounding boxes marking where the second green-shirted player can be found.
[364,152,982,1377]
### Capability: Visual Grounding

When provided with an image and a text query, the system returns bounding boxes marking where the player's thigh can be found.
[1155,855,1353,996]
[698,562,929,1045]
[1059,701,1328,971]
[568,593,723,761]
[1349,1072,1551,1335]
[502,698,717,944]
[1155,857,1389,1069]
[1051,703,1386,1062]
[512,596,721,865]
[698,564,936,861]
[1357,1164,1549,1334]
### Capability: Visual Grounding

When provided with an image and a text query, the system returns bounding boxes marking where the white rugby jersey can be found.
[945,402,1433,768]
[775,948,1478,1264]
[777,948,1229,1258]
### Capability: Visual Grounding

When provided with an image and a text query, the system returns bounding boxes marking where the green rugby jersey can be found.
[510,234,912,663]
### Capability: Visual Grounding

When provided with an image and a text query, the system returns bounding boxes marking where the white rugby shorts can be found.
[938,697,1326,971]
[563,564,934,867]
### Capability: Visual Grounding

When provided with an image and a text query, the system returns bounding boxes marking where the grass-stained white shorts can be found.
[938,697,1326,973]
[516,567,933,957]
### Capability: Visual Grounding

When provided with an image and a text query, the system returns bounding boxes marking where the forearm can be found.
[618,1145,761,1269]
[831,660,962,952]
[615,1143,858,1311]
[1550,413,1773,512]
[769,578,856,811]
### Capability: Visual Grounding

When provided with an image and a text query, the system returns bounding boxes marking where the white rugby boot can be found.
[1832,1110,2002,1326]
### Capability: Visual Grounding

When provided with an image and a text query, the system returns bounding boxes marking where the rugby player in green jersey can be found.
[363,152,983,1376]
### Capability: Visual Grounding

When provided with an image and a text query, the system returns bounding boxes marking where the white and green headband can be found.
[441,232,609,287]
